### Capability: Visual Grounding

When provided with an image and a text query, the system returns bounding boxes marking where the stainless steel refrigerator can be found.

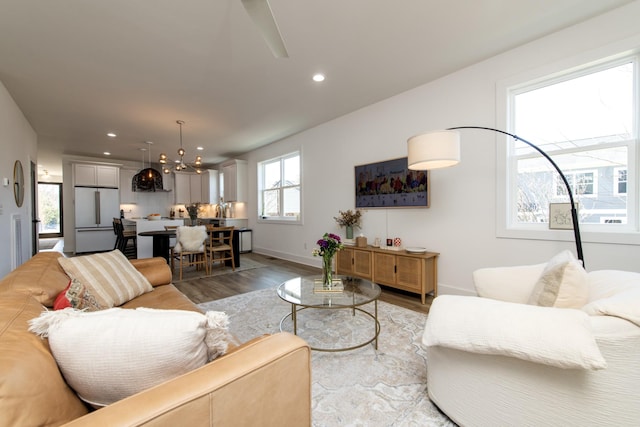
[74,187,120,253]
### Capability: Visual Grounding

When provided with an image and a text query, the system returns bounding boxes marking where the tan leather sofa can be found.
[0,252,311,427]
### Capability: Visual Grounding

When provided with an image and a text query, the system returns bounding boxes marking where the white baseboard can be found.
[252,246,318,269]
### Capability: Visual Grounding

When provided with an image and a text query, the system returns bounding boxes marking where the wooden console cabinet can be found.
[336,247,372,280]
[336,246,438,304]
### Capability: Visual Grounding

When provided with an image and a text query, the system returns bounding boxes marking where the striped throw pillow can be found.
[58,250,153,308]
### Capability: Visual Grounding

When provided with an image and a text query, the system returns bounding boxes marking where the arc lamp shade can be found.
[407,130,460,170]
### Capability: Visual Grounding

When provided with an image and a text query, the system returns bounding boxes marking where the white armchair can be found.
[423,252,640,427]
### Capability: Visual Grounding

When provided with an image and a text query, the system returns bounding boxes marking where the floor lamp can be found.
[406,126,585,266]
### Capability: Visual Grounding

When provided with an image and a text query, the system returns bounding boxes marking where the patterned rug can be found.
[198,288,456,427]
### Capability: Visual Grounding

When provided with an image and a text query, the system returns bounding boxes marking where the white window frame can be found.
[496,50,640,246]
[257,151,302,224]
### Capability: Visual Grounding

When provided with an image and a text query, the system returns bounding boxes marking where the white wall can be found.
[0,81,37,277]
[246,1,640,295]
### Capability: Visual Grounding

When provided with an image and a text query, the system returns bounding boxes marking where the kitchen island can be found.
[124,218,185,259]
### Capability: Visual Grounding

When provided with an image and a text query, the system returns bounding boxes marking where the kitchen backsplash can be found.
[120,193,247,219]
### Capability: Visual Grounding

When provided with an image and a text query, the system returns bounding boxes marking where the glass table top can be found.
[277,275,381,308]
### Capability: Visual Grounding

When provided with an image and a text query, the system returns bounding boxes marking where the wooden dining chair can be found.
[164,225,179,271]
[174,225,209,280]
[206,225,235,271]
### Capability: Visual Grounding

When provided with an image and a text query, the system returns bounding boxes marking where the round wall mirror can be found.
[13,160,24,207]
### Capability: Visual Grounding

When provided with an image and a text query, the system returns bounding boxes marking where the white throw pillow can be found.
[175,226,207,252]
[29,307,230,407]
[423,295,606,370]
[585,270,640,303]
[473,263,546,304]
[583,287,640,327]
[57,250,153,309]
[528,250,588,308]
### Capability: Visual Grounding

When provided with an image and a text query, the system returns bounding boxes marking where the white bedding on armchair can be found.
[423,295,606,369]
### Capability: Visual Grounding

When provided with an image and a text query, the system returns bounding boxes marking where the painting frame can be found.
[355,157,430,209]
[549,202,578,230]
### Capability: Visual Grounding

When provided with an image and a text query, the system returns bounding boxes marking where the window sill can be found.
[257,217,302,225]
[497,225,640,246]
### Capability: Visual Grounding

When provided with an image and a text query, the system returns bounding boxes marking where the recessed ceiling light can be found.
[107,132,117,138]
[312,73,325,82]
[103,152,111,156]
[197,146,204,151]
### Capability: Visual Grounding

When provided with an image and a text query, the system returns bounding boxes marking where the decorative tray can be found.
[405,247,427,254]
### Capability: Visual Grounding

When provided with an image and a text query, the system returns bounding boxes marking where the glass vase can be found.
[322,255,333,286]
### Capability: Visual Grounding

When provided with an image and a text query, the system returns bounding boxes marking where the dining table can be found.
[137,230,176,264]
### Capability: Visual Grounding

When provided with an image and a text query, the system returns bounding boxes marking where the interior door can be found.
[30,161,39,255]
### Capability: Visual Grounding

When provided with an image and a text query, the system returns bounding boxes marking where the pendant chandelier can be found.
[132,141,164,192]
[159,120,203,174]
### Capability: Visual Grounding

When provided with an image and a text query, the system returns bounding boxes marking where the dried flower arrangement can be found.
[333,209,363,229]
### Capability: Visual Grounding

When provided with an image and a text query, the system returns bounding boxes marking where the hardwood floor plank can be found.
[174,252,433,314]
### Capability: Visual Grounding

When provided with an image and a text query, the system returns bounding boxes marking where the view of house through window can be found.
[511,58,635,227]
[38,182,62,236]
[258,152,301,221]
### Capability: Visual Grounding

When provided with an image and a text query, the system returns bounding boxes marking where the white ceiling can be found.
[0,0,632,176]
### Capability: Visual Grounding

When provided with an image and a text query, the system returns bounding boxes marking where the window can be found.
[509,57,636,230]
[258,152,301,222]
[38,182,63,237]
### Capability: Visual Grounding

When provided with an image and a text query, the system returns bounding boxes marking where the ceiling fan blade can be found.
[241,0,289,58]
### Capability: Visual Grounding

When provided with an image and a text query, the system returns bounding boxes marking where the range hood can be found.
[132,167,167,192]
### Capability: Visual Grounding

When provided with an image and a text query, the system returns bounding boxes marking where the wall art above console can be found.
[355,157,429,209]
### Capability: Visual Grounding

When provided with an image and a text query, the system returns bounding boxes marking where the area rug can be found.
[172,257,266,282]
[198,288,456,427]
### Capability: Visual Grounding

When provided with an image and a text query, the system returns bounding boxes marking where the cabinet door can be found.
[396,256,422,291]
[74,164,97,186]
[96,166,119,187]
[336,248,354,275]
[373,252,396,285]
[353,249,372,279]
[119,168,137,203]
[189,174,202,203]
[223,163,238,201]
[200,171,210,204]
[174,173,191,204]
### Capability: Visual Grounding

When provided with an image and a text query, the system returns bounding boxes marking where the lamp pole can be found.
[449,126,584,266]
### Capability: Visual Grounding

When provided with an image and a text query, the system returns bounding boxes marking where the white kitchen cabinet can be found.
[221,159,247,202]
[208,169,219,204]
[74,163,119,188]
[174,171,210,204]
[119,167,137,203]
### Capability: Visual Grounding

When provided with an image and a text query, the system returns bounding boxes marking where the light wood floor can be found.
[173,252,433,314]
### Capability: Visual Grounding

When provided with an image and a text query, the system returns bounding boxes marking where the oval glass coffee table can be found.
[276,275,381,352]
